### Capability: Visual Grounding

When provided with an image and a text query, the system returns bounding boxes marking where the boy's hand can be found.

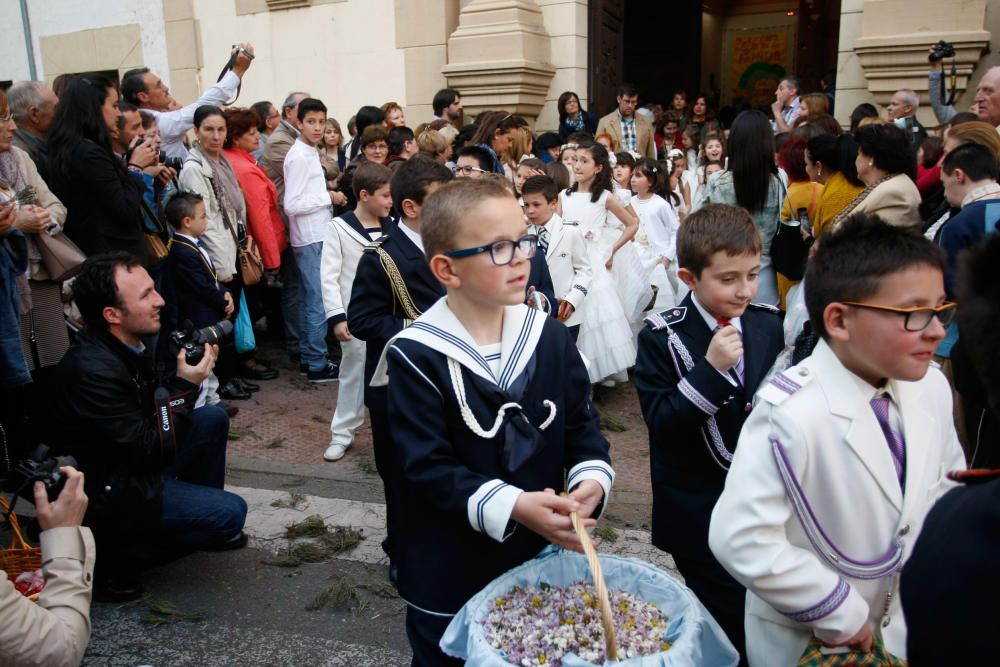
[568,480,604,519]
[512,490,594,553]
[826,623,873,653]
[333,321,352,342]
[706,325,743,373]
[223,291,234,317]
[557,300,575,322]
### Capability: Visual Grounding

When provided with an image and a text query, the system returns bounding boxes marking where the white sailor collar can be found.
[371,296,547,392]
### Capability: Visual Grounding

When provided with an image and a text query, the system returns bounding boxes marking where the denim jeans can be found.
[292,241,329,371]
[159,404,247,549]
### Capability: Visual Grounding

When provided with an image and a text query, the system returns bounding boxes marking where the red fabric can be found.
[916,162,942,197]
[716,317,731,327]
[224,148,289,270]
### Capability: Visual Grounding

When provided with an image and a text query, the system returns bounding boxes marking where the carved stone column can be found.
[853,0,989,125]
[442,0,556,123]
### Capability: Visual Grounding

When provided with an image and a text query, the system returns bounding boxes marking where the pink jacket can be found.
[224,148,288,269]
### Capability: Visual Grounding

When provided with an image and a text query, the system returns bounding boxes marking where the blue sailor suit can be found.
[708,339,966,666]
[348,222,445,560]
[634,292,783,658]
[371,298,613,656]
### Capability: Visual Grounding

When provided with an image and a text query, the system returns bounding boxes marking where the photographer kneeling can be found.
[43,253,247,602]
[2,467,93,667]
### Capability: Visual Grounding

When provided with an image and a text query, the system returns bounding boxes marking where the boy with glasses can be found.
[369,178,612,665]
[453,145,494,178]
[709,212,965,665]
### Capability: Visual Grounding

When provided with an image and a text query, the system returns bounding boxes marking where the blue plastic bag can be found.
[234,290,255,354]
[441,546,738,666]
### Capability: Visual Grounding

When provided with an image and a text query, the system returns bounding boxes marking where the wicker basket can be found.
[569,503,619,661]
[1,494,42,588]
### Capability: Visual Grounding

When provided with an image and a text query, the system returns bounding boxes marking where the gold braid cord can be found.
[375,246,422,322]
[569,505,619,660]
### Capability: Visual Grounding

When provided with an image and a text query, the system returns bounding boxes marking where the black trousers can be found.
[370,407,402,560]
[405,606,463,667]
[672,554,748,666]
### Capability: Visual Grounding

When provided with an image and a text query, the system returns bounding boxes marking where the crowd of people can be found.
[2,41,1000,667]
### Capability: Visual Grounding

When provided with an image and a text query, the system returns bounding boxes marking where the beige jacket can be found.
[853,173,922,229]
[595,111,656,158]
[11,145,68,282]
[0,526,95,667]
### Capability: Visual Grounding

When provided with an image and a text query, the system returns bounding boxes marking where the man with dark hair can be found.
[386,126,417,171]
[453,144,494,177]
[111,101,143,160]
[45,253,248,602]
[8,80,58,180]
[772,76,802,132]
[121,43,255,159]
[939,142,1000,297]
[432,88,463,123]
[596,82,656,158]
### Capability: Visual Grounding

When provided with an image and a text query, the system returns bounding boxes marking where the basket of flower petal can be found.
[1,495,43,602]
[441,508,739,666]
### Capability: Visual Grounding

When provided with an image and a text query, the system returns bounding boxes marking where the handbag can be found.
[233,290,256,354]
[238,234,264,287]
[34,230,86,281]
[140,198,171,264]
[211,176,263,286]
[771,181,813,281]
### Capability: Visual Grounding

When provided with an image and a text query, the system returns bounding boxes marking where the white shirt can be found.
[283,138,332,247]
[398,219,424,253]
[631,193,680,261]
[151,72,241,160]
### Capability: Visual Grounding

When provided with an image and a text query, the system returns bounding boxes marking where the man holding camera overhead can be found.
[43,253,248,603]
[121,43,255,160]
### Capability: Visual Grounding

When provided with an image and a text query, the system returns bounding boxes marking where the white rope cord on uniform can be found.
[447,358,557,439]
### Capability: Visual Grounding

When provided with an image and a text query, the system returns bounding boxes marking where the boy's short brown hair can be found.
[352,161,392,201]
[421,178,513,261]
[677,204,762,276]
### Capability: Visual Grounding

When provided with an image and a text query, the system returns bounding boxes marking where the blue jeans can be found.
[159,405,247,549]
[292,241,329,371]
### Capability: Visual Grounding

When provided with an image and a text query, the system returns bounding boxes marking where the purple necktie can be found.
[716,319,744,384]
[870,394,906,488]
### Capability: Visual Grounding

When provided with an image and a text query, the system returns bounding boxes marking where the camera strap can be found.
[943,59,958,107]
[153,387,176,460]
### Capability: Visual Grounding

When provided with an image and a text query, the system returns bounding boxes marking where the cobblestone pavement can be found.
[227,343,654,500]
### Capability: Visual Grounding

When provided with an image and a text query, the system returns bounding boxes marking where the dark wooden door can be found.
[588,0,624,118]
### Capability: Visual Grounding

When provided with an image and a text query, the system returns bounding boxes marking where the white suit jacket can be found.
[320,214,384,322]
[541,214,592,327]
[708,339,965,666]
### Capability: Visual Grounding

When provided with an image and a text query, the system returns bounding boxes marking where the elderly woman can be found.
[829,124,921,229]
[0,88,70,378]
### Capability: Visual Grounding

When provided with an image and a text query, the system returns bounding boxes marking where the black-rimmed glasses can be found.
[445,234,538,265]
[841,301,957,331]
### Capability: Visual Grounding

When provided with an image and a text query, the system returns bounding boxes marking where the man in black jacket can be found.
[45,253,247,601]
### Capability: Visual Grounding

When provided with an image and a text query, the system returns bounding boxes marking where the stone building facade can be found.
[2,0,999,131]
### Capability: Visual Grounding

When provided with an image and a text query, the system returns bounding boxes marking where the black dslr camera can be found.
[3,444,77,504]
[929,40,956,62]
[169,320,233,365]
[159,151,184,172]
